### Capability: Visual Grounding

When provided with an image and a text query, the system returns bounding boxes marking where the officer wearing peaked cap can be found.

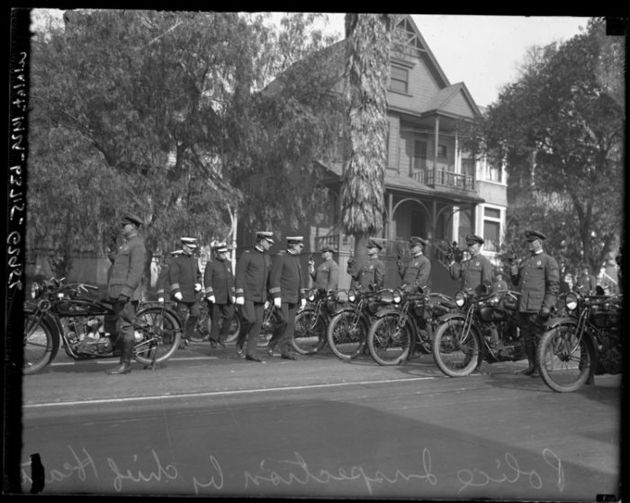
[398,236,431,293]
[511,229,560,377]
[156,249,184,302]
[169,237,203,347]
[235,231,274,362]
[449,234,493,295]
[308,245,339,291]
[347,238,385,292]
[203,242,235,349]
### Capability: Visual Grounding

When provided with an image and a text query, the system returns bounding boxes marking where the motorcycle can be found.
[168,295,241,345]
[431,287,521,377]
[24,277,182,375]
[537,289,622,393]
[367,287,456,366]
[326,288,387,361]
[292,288,337,355]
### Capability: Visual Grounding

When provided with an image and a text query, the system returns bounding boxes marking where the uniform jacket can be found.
[348,257,385,292]
[107,234,146,301]
[398,254,431,292]
[155,251,182,298]
[450,253,493,294]
[270,251,306,304]
[311,259,339,291]
[235,248,272,302]
[511,251,560,313]
[168,253,201,302]
[575,273,598,294]
[203,258,235,304]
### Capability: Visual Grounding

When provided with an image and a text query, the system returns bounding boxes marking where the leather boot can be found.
[517,343,537,375]
[107,341,132,375]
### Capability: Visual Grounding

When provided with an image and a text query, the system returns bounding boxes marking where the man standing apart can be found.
[268,236,307,360]
[308,245,339,292]
[106,213,146,375]
[203,242,235,350]
[235,231,274,362]
[347,239,385,292]
[449,234,494,295]
[169,237,202,348]
[398,236,431,293]
[511,230,560,376]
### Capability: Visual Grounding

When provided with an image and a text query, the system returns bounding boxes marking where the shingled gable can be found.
[422,82,481,119]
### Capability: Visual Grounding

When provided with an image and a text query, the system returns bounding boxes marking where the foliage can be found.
[479,18,624,274]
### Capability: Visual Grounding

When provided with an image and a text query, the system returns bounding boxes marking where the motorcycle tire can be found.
[432,318,481,377]
[23,313,60,375]
[133,305,182,365]
[537,325,595,393]
[292,309,327,355]
[327,311,367,361]
[367,313,413,366]
[192,306,242,344]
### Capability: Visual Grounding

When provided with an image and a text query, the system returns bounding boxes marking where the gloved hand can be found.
[174,291,183,301]
[194,283,202,292]
[231,296,236,304]
[158,296,164,303]
[235,296,244,305]
[264,300,270,310]
[207,295,216,304]
[300,298,307,309]
[118,294,129,303]
[540,306,551,319]
[274,297,282,308]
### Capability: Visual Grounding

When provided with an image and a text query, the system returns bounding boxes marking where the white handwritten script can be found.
[22,445,565,495]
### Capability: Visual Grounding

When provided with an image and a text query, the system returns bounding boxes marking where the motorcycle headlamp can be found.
[393,289,403,304]
[565,293,578,311]
[348,289,357,303]
[455,291,466,307]
[307,290,316,302]
[30,282,42,300]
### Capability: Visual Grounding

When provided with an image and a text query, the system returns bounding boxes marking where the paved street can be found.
[19,341,621,499]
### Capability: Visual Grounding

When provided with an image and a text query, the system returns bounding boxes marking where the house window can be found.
[389,65,408,94]
[482,206,502,252]
[484,162,502,182]
[437,144,447,159]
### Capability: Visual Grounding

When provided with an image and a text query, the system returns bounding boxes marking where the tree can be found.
[341,13,392,260]
[480,17,624,274]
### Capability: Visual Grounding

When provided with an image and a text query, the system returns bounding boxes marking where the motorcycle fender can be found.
[437,312,466,324]
[544,317,577,330]
[373,307,401,319]
[331,307,359,317]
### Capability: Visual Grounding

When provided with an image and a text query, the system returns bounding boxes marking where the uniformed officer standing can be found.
[510,230,560,376]
[308,245,339,291]
[267,236,307,360]
[449,234,494,295]
[235,231,274,362]
[156,249,183,302]
[203,242,235,349]
[398,236,431,293]
[106,213,146,375]
[169,237,203,347]
[575,265,598,295]
[347,239,385,292]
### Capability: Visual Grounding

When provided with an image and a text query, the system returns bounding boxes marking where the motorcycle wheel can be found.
[223,315,242,344]
[292,310,327,355]
[432,318,481,377]
[327,311,367,361]
[367,313,413,366]
[191,306,211,342]
[537,325,594,393]
[23,313,59,375]
[134,306,182,365]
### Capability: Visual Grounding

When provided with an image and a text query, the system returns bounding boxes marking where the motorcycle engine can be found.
[67,316,111,355]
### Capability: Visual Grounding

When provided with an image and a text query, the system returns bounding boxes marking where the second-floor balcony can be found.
[409,159,475,192]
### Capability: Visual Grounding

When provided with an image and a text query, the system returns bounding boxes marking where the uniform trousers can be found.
[238,300,264,357]
[210,302,235,342]
[268,302,297,356]
[177,301,200,341]
[517,311,544,362]
[110,299,138,360]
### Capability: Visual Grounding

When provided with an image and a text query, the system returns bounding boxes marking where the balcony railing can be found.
[409,160,475,191]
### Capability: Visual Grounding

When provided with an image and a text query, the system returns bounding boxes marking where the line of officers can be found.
[154,228,559,375]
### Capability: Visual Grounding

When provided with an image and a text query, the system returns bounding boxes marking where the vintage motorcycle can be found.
[431,288,522,377]
[326,288,385,361]
[537,289,622,393]
[292,288,337,355]
[24,277,182,374]
[367,287,456,366]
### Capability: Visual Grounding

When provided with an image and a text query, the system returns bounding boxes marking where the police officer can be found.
[106,213,146,375]
[156,249,184,302]
[267,236,307,360]
[308,245,339,291]
[347,239,385,292]
[398,236,431,293]
[203,241,235,349]
[235,231,274,362]
[169,237,202,347]
[449,234,494,295]
[575,265,598,295]
[511,230,560,376]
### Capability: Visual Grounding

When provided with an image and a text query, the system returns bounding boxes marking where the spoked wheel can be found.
[222,315,242,344]
[537,325,594,393]
[327,311,367,361]
[191,306,211,342]
[134,306,182,365]
[432,318,481,377]
[292,310,327,355]
[23,313,59,375]
[367,314,412,366]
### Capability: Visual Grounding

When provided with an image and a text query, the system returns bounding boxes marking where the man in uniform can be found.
[510,230,560,376]
[575,264,598,295]
[156,249,183,302]
[267,236,307,360]
[106,213,146,375]
[308,245,339,292]
[449,234,494,295]
[203,241,235,349]
[347,239,385,292]
[235,231,274,362]
[398,236,431,293]
[169,237,203,348]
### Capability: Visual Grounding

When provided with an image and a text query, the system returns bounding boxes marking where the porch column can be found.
[452,206,460,245]
[387,191,394,240]
[433,116,440,186]
[454,130,460,174]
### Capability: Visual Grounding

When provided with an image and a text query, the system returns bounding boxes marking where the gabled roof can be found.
[422,82,481,118]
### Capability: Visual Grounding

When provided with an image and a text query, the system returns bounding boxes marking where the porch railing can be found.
[410,160,475,191]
